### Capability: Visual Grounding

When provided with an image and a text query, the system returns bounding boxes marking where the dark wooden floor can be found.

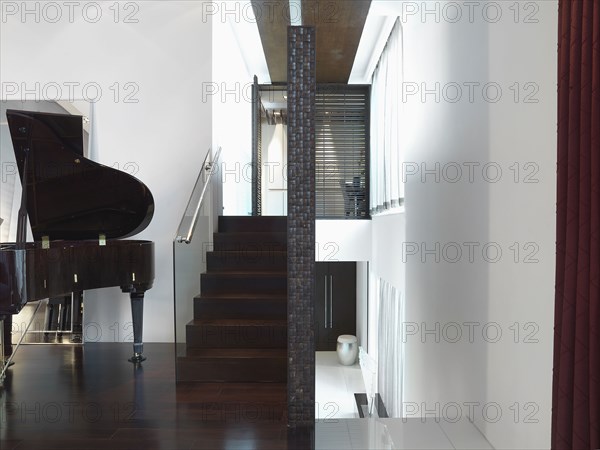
[0,343,313,449]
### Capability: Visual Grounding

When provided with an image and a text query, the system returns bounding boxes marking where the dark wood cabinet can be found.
[315,262,356,351]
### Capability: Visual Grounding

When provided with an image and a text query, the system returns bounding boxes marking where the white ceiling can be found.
[348,1,402,84]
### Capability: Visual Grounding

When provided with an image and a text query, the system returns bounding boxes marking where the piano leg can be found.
[45,297,65,341]
[128,292,146,363]
[71,292,83,343]
[3,315,12,358]
[59,296,70,334]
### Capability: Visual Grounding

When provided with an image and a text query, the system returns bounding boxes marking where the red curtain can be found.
[552,1,600,449]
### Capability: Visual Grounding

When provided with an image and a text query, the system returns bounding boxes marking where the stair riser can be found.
[213,235,287,252]
[176,358,286,383]
[194,299,287,320]
[206,253,287,272]
[201,275,287,295]
[186,324,287,348]
[219,216,287,233]
[213,242,287,252]
[213,233,287,244]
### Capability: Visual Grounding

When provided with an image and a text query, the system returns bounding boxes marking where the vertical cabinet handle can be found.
[324,274,328,329]
[329,275,333,328]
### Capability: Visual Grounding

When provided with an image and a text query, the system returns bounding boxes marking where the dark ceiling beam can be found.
[252,0,372,83]
[251,0,290,82]
[302,0,372,83]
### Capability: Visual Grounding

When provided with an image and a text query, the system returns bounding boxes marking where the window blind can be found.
[315,85,369,219]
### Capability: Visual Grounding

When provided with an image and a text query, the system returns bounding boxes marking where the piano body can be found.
[0,109,155,365]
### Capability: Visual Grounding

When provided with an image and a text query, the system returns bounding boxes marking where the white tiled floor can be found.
[314,351,494,449]
[315,418,493,449]
[316,351,364,419]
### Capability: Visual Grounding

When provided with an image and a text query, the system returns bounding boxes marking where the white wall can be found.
[356,261,369,349]
[371,213,406,289]
[213,15,253,216]
[368,212,406,360]
[484,3,557,448]
[400,5,490,437]
[365,1,556,448]
[0,2,213,342]
[261,121,288,216]
[316,220,371,262]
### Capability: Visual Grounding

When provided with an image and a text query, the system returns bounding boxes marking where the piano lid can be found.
[6,110,154,241]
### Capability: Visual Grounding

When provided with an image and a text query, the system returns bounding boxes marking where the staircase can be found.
[177,216,287,383]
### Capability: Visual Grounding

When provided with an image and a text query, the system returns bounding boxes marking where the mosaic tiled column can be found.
[251,75,262,216]
[287,26,316,429]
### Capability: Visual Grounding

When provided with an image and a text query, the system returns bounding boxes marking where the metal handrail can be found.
[175,147,222,244]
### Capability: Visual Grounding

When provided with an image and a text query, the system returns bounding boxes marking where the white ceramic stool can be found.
[337,334,358,365]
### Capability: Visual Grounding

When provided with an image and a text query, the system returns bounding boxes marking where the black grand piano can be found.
[0,109,155,364]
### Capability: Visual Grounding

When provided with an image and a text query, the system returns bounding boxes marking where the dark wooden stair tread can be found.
[203,271,287,276]
[212,233,287,248]
[196,293,286,299]
[214,232,287,238]
[184,348,287,359]
[190,319,287,327]
[208,250,288,255]
[213,231,287,244]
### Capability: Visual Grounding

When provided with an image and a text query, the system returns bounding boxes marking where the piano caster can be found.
[129,342,145,363]
[70,334,82,344]
[128,352,146,364]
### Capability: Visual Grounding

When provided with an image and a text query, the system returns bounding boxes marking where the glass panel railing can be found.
[175,147,222,244]
[173,147,222,381]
